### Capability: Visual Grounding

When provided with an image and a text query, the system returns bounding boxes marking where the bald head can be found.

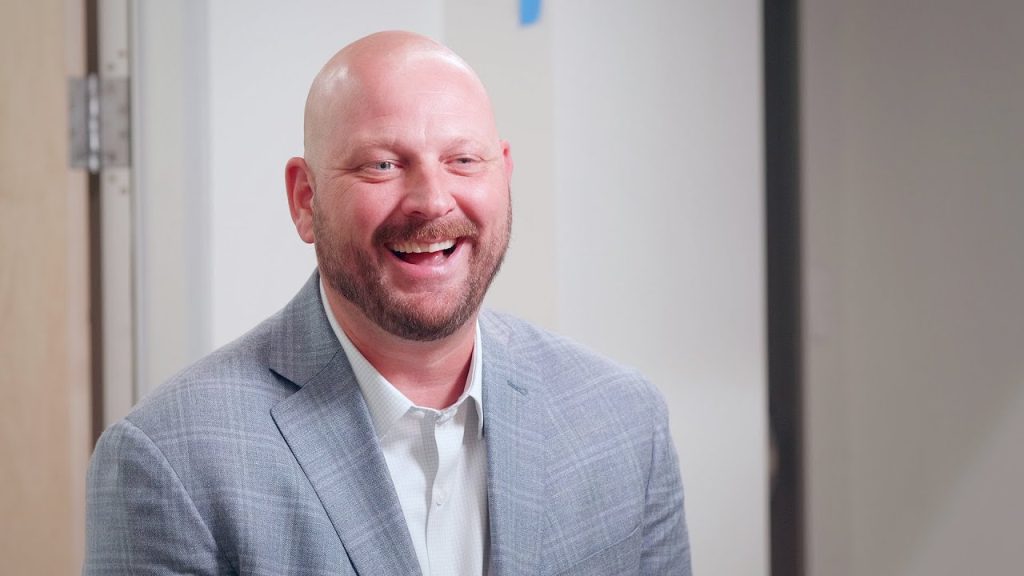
[285,30,513,344]
[302,31,496,170]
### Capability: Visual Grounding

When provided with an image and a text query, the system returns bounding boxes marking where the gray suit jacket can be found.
[85,273,691,575]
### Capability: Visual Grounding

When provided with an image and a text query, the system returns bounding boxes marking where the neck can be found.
[324,288,476,410]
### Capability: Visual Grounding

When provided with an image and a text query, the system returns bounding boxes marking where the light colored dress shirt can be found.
[320,281,489,576]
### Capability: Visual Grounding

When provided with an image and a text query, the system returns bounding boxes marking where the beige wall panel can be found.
[0,0,90,573]
[803,1,1024,574]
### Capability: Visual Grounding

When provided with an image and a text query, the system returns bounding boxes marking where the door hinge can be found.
[69,74,131,173]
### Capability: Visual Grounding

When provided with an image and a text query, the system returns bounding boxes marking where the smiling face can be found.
[290,34,513,341]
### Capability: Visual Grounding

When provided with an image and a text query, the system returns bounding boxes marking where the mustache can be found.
[373,217,479,245]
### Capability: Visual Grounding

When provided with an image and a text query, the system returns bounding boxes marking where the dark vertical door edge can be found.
[764,0,805,575]
[86,0,105,444]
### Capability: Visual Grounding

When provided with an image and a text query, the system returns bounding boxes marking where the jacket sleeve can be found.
[640,393,692,575]
[83,419,230,575]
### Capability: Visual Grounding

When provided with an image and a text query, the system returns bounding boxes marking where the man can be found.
[85,31,691,575]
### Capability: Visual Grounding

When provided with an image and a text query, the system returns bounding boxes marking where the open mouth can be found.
[387,238,459,264]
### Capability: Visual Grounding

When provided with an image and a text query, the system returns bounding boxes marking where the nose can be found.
[400,163,456,219]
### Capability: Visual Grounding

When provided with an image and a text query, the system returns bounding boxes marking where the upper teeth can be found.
[390,239,456,254]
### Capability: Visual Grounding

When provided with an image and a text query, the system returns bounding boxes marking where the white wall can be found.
[134,2,767,574]
[134,0,212,404]
[802,1,1024,574]
[546,2,766,573]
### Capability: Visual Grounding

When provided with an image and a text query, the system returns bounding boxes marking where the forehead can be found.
[329,63,498,151]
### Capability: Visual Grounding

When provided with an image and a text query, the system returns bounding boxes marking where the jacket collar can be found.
[480,312,547,575]
[269,272,421,575]
[267,272,547,575]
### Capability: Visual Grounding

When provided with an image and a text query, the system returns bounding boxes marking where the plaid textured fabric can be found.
[84,271,691,575]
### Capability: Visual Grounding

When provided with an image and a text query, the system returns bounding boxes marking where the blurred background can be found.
[1,0,1021,574]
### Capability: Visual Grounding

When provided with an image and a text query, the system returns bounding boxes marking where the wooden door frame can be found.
[0,0,92,572]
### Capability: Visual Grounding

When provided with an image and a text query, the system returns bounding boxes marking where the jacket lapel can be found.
[481,313,547,576]
[268,272,421,576]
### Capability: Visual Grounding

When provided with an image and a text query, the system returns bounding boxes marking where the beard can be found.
[313,197,511,342]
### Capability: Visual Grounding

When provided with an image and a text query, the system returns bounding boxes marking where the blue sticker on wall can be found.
[520,0,541,26]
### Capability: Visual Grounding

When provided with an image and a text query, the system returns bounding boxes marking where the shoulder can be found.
[90,308,304,504]
[480,309,668,426]
[481,311,683,571]
[120,310,290,444]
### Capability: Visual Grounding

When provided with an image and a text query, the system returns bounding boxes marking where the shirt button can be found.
[435,490,446,506]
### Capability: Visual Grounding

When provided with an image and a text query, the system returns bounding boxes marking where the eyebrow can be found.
[443,137,489,151]
[343,136,398,152]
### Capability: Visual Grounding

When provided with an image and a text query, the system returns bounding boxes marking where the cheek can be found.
[460,177,510,223]
[484,190,512,234]
[320,190,393,242]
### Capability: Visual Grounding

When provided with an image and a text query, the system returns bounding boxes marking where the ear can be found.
[500,140,514,182]
[285,157,316,244]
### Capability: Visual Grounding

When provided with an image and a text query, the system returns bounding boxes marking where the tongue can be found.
[400,250,447,266]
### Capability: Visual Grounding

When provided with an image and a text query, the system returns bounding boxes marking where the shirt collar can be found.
[319,279,484,440]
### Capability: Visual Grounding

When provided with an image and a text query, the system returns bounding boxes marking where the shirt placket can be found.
[425,405,464,576]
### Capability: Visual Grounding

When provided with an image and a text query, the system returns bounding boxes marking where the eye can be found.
[448,155,485,174]
[358,159,402,179]
[354,158,402,182]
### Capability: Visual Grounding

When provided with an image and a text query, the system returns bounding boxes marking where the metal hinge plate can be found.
[69,74,131,173]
